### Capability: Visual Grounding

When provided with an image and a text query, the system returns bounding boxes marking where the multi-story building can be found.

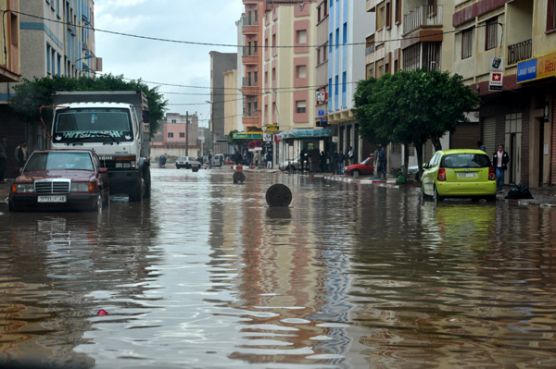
[240,0,266,131]
[0,0,20,84]
[327,0,373,162]
[223,68,242,139]
[448,0,556,188]
[151,113,200,159]
[262,1,322,164]
[315,0,329,129]
[209,51,237,155]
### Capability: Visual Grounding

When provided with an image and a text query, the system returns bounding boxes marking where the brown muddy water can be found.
[0,168,555,369]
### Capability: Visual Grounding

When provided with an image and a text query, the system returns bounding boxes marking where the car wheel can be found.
[192,167,199,172]
[8,200,18,212]
[486,195,497,202]
[433,185,444,202]
[352,170,360,178]
[129,178,143,202]
[91,193,102,212]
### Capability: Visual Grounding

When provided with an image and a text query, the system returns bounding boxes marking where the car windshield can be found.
[53,108,133,142]
[441,153,491,168]
[24,152,94,171]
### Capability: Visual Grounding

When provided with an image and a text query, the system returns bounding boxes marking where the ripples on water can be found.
[0,168,555,368]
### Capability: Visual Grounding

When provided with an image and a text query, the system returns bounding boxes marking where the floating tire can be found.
[266,184,292,207]
[233,172,246,184]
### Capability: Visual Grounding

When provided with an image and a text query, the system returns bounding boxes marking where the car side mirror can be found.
[99,167,109,174]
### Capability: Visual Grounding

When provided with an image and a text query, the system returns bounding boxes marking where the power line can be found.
[6,8,463,49]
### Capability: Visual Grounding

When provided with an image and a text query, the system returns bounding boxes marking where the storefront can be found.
[276,128,333,168]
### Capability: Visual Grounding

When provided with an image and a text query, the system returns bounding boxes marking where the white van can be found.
[212,154,224,167]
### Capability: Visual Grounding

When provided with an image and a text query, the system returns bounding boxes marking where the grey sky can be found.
[95,0,243,127]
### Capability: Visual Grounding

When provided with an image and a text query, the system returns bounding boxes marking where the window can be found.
[329,33,333,53]
[342,22,347,44]
[386,1,392,29]
[547,0,556,32]
[168,132,174,138]
[335,28,339,48]
[57,54,61,76]
[342,71,346,93]
[272,67,276,81]
[179,133,185,138]
[171,119,177,123]
[46,44,51,75]
[485,18,497,50]
[296,101,307,113]
[297,30,307,44]
[323,42,328,62]
[461,28,473,59]
[395,0,401,24]
[296,65,307,79]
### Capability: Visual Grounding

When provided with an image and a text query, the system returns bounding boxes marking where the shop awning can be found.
[278,128,332,140]
[232,131,264,140]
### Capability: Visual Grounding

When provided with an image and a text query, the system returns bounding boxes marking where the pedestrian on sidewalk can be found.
[0,137,7,183]
[15,142,28,172]
[493,144,510,191]
[266,151,273,169]
[346,146,354,166]
[377,144,387,179]
[337,152,345,175]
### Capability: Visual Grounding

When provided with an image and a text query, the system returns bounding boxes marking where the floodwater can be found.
[1,168,555,369]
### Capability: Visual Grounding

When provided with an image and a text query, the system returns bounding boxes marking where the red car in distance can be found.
[9,150,109,212]
[345,156,374,177]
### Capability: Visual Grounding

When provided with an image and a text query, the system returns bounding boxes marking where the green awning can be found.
[278,128,332,140]
[232,131,264,140]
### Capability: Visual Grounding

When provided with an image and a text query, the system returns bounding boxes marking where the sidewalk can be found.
[319,173,556,206]
[0,181,10,202]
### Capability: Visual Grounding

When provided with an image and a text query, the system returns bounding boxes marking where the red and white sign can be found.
[489,71,503,91]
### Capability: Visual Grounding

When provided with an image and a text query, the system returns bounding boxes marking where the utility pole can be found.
[185,111,189,157]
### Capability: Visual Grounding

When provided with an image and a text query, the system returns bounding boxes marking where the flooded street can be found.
[1,168,556,368]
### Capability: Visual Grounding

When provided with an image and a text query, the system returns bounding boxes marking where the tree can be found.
[10,74,167,137]
[354,70,479,177]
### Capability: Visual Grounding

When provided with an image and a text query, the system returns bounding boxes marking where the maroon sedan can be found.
[9,150,109,212]
[345,156,375,177]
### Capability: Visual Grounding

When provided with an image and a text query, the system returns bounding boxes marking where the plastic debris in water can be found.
[97,309,109,316]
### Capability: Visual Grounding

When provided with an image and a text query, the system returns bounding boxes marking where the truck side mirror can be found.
[142,110,150,123]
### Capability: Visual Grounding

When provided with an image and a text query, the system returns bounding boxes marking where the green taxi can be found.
[421,149,497,201]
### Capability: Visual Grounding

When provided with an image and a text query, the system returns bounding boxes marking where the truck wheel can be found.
[8,200,18,212]
[129,178,143,202]
[143,169,151,199]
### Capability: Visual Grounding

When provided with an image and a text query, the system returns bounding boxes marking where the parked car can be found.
[9,150,110,212]
[212,153,224,167]
[421,149,496,201]
[176,156,201,171]
[345,157,374,176]
[278,160,298,172]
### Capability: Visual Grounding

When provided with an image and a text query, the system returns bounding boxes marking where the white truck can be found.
[50,91,151,201]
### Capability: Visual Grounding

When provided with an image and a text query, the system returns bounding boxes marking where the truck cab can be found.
[51,98,150,201]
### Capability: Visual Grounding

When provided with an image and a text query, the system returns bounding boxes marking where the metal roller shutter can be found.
[451,123,481,149]
[482,117,496,154]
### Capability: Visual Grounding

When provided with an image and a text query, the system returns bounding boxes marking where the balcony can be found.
[507,39,532,66]
[242,78,259,95]
[366,0,383,12]
[365,34,375,56]
[243,112,261,128]
[403,5,443,35]
[366,45,375,56]
[242,15,258,35]
[242,51,258,65]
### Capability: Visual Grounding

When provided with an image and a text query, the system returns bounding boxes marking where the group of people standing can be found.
[0,137,28,183]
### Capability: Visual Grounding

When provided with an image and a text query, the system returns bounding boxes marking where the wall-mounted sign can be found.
[316,88,328,105]
[517,52,556,83]
[517,58,537,83]
[488,71,503,91]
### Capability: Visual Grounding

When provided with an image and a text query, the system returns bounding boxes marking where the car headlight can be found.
[71,182,89,192]
[13,183,34,193]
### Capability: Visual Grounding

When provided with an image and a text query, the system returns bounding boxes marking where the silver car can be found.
[176,156,201,172]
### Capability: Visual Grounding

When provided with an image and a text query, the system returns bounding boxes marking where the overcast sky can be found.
[95,0,244,127]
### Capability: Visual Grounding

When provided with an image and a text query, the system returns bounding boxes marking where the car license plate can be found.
[457,172,477,178]
[38,195,67,203]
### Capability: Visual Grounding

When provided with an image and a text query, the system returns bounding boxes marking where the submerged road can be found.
[0,168,555,368]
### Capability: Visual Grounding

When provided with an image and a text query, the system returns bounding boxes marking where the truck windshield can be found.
[53,108,133,143]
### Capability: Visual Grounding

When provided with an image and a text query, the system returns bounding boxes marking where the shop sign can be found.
[264,123,279,133]
[488,71,503,91]
[517,58,537,83]
[537,52,556,80]
[316,88,328,105]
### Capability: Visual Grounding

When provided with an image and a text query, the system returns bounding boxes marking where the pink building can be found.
[151,113,200,158]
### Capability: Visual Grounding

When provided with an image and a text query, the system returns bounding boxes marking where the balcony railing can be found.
[242,14,258,26]
[403,5,443,35]
[242,77,258,87]
[507,39,532,65]
[242,47,258,56]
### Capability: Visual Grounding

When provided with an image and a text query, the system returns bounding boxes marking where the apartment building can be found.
[315,0,329,128]
[150,113,200,159]
[448,0,556,188]
[209,51,237,155]
[0,0,20,84]
[262,1,322,164]
[240,0,266,131]
[223,68,242,137]
[328,0,373,162]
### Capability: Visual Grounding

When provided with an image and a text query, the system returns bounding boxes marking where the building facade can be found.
[262,1,321,165]
[209,51,237,155]
[151,113,200,159]
[223,68,241,139]
[0,0,20,83]
[328,0,373,162]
